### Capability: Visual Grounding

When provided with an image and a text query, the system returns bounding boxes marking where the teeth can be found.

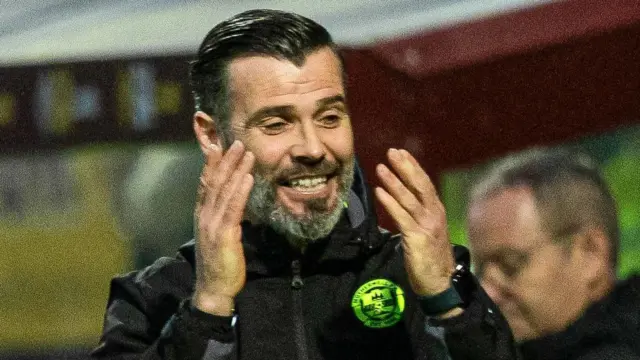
[290,176,327,188]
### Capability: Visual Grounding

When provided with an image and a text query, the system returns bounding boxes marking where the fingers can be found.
[376,163,425,220]
[376,148,447,230]
[225,173,255,225]
[398,149,444,212]
[374,186,418,231]
[199,140,246,209]
[209,140,246,189]
[387,148,436,204]
[197,140,255,230]
[202,136,222,165]
[196,143,223,208]
[399,149,435,195]
[214,151,255,224]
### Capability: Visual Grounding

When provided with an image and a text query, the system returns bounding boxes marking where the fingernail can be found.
[389,148,401,161]
[231,140,242,150]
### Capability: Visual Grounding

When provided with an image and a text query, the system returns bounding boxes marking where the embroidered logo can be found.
[351,279,405,328]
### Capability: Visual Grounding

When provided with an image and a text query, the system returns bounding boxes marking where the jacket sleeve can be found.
[427,246,521,360]
[91,269,237,360]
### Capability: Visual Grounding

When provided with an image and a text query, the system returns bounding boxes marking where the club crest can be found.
[351,279,405,328]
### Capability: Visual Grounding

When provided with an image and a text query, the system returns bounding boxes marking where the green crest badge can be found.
[351,279,405,328]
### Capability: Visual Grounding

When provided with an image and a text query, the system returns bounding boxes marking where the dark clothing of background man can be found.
[519,275,640,360]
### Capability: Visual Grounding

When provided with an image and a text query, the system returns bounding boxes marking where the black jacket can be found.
[519,275,640,360]
[93,165,518,359]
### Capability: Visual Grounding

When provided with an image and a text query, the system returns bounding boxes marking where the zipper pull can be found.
[291,259,304,289]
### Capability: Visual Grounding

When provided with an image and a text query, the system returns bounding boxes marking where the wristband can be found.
[418,285,464,316]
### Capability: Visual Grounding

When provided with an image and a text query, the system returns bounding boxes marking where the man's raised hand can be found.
[192,140,254,316]
[375,148,455,298]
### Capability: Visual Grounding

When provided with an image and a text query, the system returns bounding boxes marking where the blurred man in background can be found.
[467,148,640,359]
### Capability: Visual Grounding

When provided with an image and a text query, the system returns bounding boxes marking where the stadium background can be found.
[1,0,639,357]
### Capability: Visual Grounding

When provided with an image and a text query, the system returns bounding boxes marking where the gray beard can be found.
[245,159,355,249]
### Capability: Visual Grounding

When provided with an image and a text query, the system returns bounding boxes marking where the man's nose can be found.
[290,122,325,164]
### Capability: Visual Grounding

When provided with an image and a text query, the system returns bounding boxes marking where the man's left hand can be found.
[375,148,455,297]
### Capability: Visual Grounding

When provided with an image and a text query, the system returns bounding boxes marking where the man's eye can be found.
[265,122,285,129]
[501,263,521,278]
[261,120,288,133]
[318,114,341,127]
[500,256,528,278]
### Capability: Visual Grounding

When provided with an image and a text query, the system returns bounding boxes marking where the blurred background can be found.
[1,0,639,358]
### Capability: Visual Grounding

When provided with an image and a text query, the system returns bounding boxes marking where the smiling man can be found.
[93,10,517,360]
[224,50,355,247]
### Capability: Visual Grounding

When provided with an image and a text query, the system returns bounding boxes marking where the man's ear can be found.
[571,227,611,284]
[193,111,221,153]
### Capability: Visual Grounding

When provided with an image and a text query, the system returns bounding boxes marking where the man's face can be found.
[467,187,589,342]
[225,47,355,242]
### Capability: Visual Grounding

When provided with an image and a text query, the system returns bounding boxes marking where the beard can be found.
[245,158,355,248]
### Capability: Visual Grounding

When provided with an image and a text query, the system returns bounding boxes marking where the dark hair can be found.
[190,9,338,147]
[470,147,620,268]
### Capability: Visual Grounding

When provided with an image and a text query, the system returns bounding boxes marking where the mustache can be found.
[273,160,341,181]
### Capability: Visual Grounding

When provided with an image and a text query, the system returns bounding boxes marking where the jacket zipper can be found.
[291,259,309,360]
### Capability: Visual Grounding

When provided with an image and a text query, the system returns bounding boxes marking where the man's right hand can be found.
[192,140,255,316]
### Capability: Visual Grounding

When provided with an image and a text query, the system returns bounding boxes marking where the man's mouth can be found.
[270,167,343,215]
[285,176,329,193]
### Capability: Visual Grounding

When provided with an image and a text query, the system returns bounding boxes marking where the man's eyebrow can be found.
[245,105,295,128]
[313,95,346,118]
